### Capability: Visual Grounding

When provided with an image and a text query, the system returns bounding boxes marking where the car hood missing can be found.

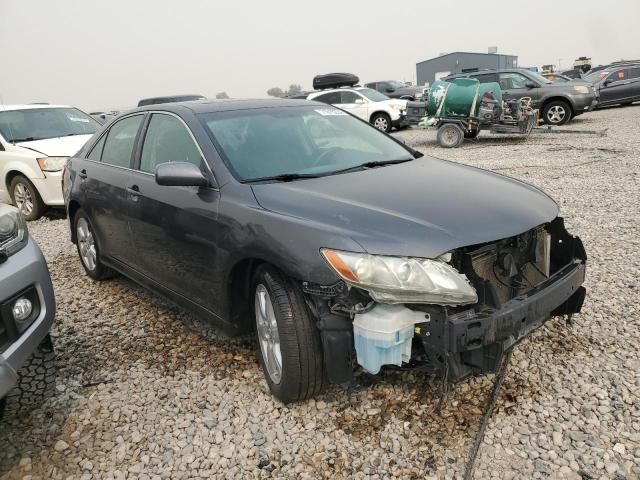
[251,158,559,258]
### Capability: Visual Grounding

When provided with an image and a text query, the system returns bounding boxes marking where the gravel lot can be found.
[1,105,639,480]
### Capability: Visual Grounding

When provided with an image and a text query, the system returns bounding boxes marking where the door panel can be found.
[600,69,633,104]
[338,91,369,121]
[128,113,220,311]
[81,115,144,263]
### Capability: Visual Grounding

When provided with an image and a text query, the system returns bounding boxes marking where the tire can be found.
[9,175,45,221]
[437,123,464,148]
[2,335,56,420]
[464,129,479,139]
[542,100,572,126]
[73,208,115,280]
[252,265,325,403]
[371,113,392,133]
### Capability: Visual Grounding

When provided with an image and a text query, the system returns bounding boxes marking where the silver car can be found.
[0,205,55,418]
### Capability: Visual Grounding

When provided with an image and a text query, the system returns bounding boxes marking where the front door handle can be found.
[127,185,140,202]
[78,169,87,179]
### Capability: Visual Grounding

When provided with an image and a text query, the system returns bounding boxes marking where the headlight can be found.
[0,205,28,258]
[573,85,589,94]
[321,249,478,305]
[37,156,67,172]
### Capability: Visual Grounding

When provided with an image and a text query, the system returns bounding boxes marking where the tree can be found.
[287,84,302,95]
[267,87,285,98]
[215,92,229,99]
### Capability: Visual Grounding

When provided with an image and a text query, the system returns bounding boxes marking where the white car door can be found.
[337,91,370,122]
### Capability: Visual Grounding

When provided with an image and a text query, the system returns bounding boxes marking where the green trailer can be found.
[421,78,538,148]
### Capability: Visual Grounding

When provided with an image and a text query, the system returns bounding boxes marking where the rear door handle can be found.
[78,169,87,179]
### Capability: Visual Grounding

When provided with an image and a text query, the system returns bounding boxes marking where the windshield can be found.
[357,88,390,102]
[201,106,413,182]
[526,72,553,84]
[0,107,99,143]
[585,71,609,83]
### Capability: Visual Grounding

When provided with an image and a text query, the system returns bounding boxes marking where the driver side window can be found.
[498,73,530,90]
[139,114,203,173]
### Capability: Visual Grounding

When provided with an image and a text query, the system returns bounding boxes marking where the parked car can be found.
[444,69,597,125]
[0,204,56,419]
[307,87,421,132]
[64,99,587,403]
[137,94,206,107]
[584,64,640,108]
[0,105,100,220]
[364,81,425,101]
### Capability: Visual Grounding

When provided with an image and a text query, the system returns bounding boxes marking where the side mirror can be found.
[525,82,537,89]
[155,162,209,187]
[385,87,395,93]
[354,98,366,104]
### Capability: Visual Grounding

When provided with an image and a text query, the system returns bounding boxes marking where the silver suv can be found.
[0,204,56,419]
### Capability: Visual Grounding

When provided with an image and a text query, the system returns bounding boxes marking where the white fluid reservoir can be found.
[353,304,427,374]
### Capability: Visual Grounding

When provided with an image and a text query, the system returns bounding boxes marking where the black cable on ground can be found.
[463,348,514,480]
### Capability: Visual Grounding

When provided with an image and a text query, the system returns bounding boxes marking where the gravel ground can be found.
[1,105,639,479]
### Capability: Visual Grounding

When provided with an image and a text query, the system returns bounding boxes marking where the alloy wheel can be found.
[13,183,34,216]
[255,284,282,384]
[373,117,388,131]
[547,105,566,123]
[76,217,97,272]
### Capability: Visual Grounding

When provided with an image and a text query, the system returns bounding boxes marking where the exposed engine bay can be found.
[304,217,587,385]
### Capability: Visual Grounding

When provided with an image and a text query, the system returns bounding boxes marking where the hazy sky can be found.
[1,0,638,111]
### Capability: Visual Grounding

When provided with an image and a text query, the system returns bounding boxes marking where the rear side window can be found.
[473,73,498,83]
[139,114,202,173]
[86,134,106,161]
[101,115,143,168]
[313,92,341,104]
[630,67,640,79]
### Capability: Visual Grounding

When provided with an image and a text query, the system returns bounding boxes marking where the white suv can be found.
[0,105,99,220]
[307,87,408,133]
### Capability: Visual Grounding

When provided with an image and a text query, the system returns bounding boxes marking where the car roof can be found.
[130,98,322,115]
[0,104,72,111]
[448,68,529,77]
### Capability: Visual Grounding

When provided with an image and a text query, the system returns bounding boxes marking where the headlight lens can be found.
[321,249,478,305]
[37,156,67,172]
[0,205,28,258]
[573,85,589,94]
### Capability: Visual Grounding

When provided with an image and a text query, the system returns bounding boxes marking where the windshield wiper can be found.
[242,172,321,183]
[326,158,413,175]
[8,137,39,143]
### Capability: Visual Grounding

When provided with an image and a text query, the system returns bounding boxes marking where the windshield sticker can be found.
[314,108,347,116]
[68,117,90,123]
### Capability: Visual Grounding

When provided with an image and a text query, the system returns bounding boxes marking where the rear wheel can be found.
[252,265,325,403]
[437,123,464,148]
[74,209,115,280]
[9,175,45,221]
[371,113,392,133]
[542,100,572,125]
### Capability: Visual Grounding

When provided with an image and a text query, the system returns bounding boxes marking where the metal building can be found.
[416,51,518,85]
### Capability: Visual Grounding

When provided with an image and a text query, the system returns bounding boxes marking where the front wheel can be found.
[73,209,115,280]
[542,100,572,125]
[9,175,45,221]
[371,113,392,133]
[252,265,325,403]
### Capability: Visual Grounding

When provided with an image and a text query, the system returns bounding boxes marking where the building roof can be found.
[417,51,517,66]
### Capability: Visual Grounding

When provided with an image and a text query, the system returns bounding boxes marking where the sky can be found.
[1,0,639,112]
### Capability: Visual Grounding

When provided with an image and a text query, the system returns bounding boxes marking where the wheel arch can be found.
[541,95,575,115]
[369,110,392,123]
[68,200,82,243]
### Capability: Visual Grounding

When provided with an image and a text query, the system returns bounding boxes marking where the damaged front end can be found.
[305,217,586,385]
